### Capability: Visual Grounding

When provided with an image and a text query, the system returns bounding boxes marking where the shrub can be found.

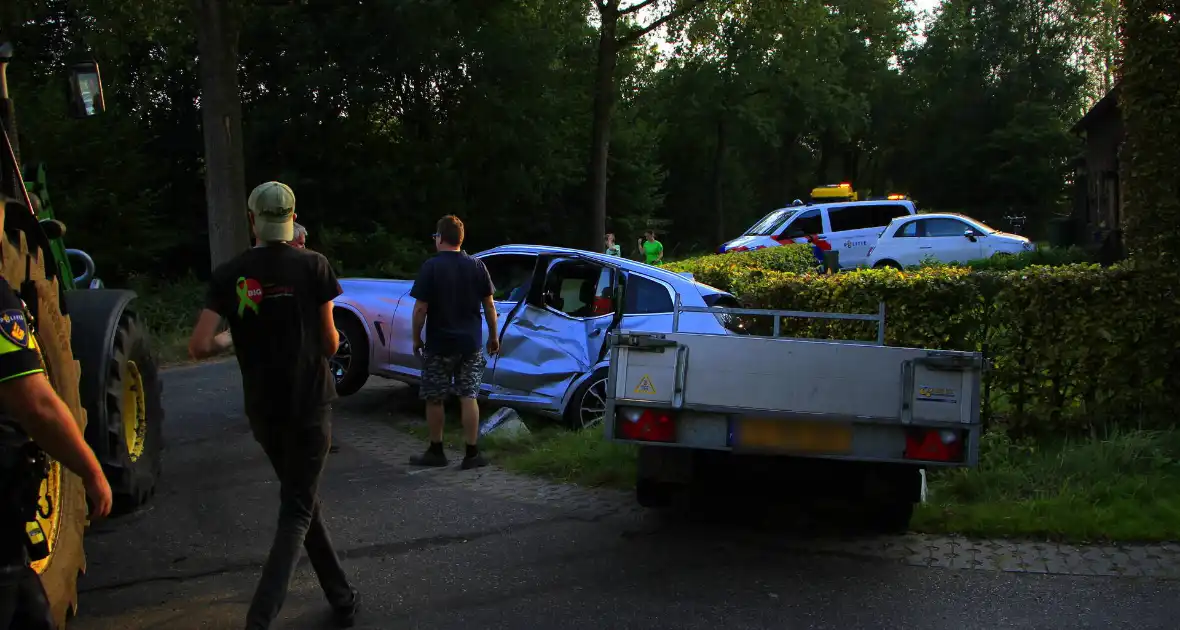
[124,271,208,363]
[316,223,430,279]
[665,244,816,291]
[715,261,1180,438]
[916,244,1095,272]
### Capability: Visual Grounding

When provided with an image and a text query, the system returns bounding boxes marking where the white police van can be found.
[719,184,917,269]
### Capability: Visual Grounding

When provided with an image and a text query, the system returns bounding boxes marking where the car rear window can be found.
[701,292,747,335]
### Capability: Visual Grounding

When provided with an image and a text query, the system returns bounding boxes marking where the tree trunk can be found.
[587,7,619,251]
[194,0,250,270]
[711,115,728,244]
[814,128,835,184]
[780,130,801,202]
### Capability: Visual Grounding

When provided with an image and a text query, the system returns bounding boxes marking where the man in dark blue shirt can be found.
[409,215,498,469]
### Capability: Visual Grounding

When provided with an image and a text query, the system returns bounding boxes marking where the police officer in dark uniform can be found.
[0,207,113,628]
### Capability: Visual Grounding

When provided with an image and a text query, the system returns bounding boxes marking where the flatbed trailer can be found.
[603,300,984,531]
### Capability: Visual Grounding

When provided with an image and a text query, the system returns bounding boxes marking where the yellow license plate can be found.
[736,419,853,453]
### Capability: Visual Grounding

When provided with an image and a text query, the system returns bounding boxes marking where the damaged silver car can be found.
[329,245,740,429]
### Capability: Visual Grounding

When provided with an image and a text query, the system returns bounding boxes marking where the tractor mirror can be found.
[67,61,105,119]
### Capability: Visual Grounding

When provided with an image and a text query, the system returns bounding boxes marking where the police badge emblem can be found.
[0,308,31,349]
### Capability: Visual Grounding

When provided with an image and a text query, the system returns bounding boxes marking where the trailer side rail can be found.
[673,295,886,345]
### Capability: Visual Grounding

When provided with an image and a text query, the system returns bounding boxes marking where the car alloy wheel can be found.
[578,376,608,429]
[330,327,352,386]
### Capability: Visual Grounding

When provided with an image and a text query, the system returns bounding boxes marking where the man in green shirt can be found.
[639,230,663,265]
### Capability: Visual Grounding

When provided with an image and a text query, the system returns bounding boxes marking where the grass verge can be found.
[415,416,1180,543]
[405,418,637,489]
[913,429,1180,542]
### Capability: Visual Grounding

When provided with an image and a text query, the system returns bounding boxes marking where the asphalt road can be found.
[67,360,1180,630]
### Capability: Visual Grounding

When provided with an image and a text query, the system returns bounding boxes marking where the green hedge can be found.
[664,244,816,291]
[916,245,1095,272]
[713,262,1180,437]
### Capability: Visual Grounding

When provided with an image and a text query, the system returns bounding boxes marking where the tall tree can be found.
[586,0,711,250]
[193,0,250,269]
[1119,0,1180,263]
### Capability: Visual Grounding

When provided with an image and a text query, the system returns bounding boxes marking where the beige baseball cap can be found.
[248,181,296,242]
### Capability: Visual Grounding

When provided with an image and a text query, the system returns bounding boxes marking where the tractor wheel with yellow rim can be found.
[2,229,90,628]
[65,287,164,516]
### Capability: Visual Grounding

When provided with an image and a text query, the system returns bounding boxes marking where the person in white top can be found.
[604,232,621,257]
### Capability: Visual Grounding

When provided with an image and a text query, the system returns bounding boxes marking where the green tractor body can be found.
[26,162,91,290]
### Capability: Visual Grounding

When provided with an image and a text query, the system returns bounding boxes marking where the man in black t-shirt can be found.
[187,181,358,629]
[408,215,499,470]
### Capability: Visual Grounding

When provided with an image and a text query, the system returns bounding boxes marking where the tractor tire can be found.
[66,290,164,515]
[2,230,89,628]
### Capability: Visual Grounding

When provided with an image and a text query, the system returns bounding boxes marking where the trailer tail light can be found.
[618,408,676,443]
[904,428,965,463]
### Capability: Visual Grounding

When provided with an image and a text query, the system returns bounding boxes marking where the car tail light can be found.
[904,428,965,463]
[618,408,676,443]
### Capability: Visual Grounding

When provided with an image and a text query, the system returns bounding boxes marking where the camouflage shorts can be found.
[420,350,486,402]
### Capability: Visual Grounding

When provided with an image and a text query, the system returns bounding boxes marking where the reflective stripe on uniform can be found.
[0,367,44,384]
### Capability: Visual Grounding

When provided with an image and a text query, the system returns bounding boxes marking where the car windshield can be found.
[745,209,798,236]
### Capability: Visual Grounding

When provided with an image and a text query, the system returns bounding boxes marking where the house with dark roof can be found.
[1070,85,1123,256]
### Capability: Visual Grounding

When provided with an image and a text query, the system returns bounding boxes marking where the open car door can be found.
[487,253,624,409]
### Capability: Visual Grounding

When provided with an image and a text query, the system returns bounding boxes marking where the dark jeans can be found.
[0,562,54,630]
[245,406,353,629]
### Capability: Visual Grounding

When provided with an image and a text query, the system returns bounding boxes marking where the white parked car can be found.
[866,213,1033,269]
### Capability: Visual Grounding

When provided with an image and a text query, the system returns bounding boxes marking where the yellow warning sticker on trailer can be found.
[634,374,657,395]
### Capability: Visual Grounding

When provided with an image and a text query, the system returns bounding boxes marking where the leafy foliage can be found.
[0,0,1129,284]
[315,225,430,279]
[1119,0,1180,264]
[916,244,1096,271]
[692,254,1180,438]
[664,244,817,290]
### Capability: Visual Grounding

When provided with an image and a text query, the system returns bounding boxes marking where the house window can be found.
[1103,171,1119,228]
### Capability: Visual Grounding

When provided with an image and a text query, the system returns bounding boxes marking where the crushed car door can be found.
[489,256,617,406]
[475,252,540,385]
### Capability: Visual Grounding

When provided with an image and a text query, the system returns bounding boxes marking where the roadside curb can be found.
[333,410,1180,580]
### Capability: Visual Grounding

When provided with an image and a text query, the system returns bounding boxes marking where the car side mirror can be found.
[67,61,105,119]
[964,229,978,242]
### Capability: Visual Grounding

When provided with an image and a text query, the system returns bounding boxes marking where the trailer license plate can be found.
[736,419,853,453]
